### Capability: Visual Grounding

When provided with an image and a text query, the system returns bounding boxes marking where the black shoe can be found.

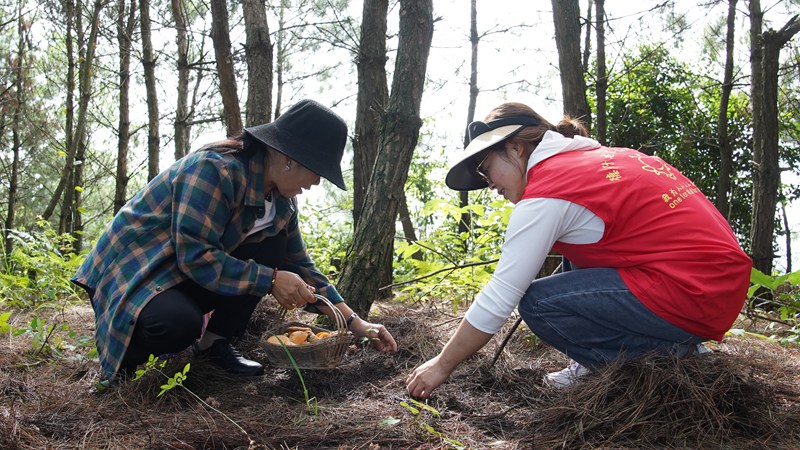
[194,339,264,376]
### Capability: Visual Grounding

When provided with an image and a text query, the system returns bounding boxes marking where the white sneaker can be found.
[544,360,589,388]
[695,343,713,355]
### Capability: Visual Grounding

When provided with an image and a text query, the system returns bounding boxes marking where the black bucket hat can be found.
[445,116,540,191]
[244,99,348,190]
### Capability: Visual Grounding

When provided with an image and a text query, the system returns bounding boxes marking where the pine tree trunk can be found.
[337,0,433,317]
[353,0,388,226]
[140,0,160,180]
[4,2,25,257]
[352,0,391,297]
[781,199,792,272]
[594,0,607,144]
[210,0,242,135]
[42,0,75,222]
[115,0,135,214]
[274,5,285,118]
[714,0,737,218]
[171,0,191,159]
[749,2,800,275]
[582,0,592,70]
[43,0,104,238]
[458,0,479,236]
[551,0,591,126]
[243,0,272,127]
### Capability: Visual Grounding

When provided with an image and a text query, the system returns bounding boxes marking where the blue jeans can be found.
[518,265,705,369]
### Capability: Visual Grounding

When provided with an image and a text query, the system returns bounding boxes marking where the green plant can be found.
[1,220,83,308]
[13,316,55,355]
[392,196,511,310]
[5,312,94,357]
[298,189,353,280]
[358,327,380,347]
[400,398,464,449]
[132,355,257,445]
[745,268,800,345]
[271,334,319,415]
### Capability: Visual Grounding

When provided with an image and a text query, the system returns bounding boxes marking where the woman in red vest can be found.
[406,102,751,397]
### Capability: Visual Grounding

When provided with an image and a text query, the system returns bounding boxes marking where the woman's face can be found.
[273,158,321,198]
[477,142,528,203]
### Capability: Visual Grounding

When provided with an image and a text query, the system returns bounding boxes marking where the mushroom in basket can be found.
[266,326,336,346]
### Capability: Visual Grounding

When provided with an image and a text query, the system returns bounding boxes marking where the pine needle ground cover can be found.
[1,302,798,449]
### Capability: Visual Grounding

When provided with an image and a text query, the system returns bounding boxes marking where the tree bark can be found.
[781,198,792,273]
[140,0,160,180]
[59,0,84,236]
[4,2,26,257]
[243,0,272,127]
[458,0,479,236]
[42,0,104,233]
[714,0,737,218]
[210,0,242,135]
[115,0,135,214]
[274,4,286,118]
[351,0,392,295]
[171,0,191,159]
[42,0,74,222]
[551,0,591,126]
[353,0,388,227]
[748,1,800,275]
[337,0,433,317]
[594,0,607,144]
[582,0,592,71]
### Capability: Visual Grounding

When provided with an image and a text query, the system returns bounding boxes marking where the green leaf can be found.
[399,401,420,415]
[787,270,800,286]
[749,268,772,294]
[0,312,12,333]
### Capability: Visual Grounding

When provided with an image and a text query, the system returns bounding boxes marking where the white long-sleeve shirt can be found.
[464,131,606,334]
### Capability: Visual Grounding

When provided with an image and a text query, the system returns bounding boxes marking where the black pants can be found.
[120,231,288,371]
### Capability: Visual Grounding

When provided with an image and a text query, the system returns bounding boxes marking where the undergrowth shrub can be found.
[392,197,513,311]
[746,268,800,344]
[1,220,83,309]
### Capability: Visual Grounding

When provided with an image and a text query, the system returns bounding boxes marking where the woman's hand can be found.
[406,355,453,399]
[348,317,398,353]
[270,270,315,310]
[406,319,494,399]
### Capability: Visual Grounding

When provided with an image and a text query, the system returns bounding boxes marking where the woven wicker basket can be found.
[260,294,350,369]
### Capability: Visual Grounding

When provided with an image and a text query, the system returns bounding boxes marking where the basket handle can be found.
[275,293,347,333]
[312,294,347,333]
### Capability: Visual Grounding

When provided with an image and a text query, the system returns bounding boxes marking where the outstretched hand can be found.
[406,356,452,399]
[349,317,398,353]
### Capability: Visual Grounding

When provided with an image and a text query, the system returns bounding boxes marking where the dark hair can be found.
[484,102,589,152]
[197,132,251,154]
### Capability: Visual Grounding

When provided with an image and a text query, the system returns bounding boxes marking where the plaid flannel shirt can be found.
[72,147,343,378]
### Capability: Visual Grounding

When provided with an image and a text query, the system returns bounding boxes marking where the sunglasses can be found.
[475,152,493,185]
[468,116,540,185]
[466,116,541,144]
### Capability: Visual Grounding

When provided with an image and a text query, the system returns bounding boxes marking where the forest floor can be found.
[1,299,799,449]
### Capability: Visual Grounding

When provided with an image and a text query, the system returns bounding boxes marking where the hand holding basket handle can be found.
[269,269,399,354]
[269,269,317,310]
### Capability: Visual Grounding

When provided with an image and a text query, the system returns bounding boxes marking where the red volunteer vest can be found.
[523,147,751,341]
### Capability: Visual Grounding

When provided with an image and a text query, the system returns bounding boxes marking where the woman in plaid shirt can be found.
[73,100,398,381]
